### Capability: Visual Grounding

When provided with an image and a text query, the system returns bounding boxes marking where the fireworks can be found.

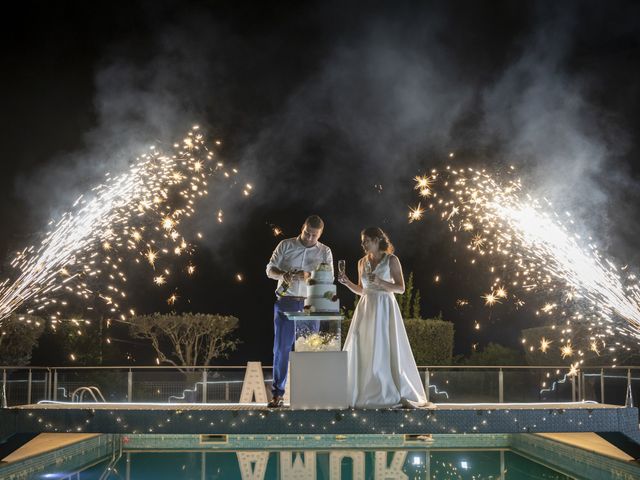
[0,126,248,329]
[410,166,640,362]
[455,298,469,308]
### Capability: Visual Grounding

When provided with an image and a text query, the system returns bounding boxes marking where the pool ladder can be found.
[71,386,106,403]
[99,435,123,480]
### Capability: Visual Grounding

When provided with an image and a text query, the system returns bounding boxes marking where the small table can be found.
[284,312,348,409]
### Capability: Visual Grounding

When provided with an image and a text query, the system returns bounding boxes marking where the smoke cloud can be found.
[12,1,640,265]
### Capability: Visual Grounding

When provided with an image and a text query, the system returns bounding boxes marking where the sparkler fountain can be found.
[0,126,250,332]
[409,165,640,367]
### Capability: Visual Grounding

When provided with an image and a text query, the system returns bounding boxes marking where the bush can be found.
[341,317,454,365]
[462,342,525,366]
[405,318,454,365]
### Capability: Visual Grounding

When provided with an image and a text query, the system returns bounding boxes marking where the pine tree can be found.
[396,272,415,319]
[412,289,421,319]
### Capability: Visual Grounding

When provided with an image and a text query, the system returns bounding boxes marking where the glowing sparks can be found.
[560,343,574,359]
[540,303,556,314]
[419,187,432,197]
[482,292,500,306]
[539,337,552,353]
[161,217,175,231]
[494,286,507,299]
[410,165,640,364]
[471,234,486,250]
[146,248,158,268]
[414,175,433,191]
[568,363,579,377]
[167,293,178,305]
[414,175,434,198]
[0,127,249,332]
[408,203,425,223]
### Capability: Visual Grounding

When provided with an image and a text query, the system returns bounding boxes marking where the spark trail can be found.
[0,126,249,328]
[410,166,640,363]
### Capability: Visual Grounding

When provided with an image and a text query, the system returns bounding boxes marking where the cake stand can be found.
[284,311,348,409]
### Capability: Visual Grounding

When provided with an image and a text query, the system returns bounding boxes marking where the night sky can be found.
[1,1,640,365]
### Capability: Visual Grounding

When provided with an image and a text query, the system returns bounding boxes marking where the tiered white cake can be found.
[304,263,340,313]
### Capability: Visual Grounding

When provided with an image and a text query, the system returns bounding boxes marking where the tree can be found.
[395,272,422,319]
[50,317,110,365]
[411,289,421,319]
[0,315,45,366]
[130,313,240,371]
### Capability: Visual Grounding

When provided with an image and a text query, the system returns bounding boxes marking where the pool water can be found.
[80,449,568,479]
[3,433,639,480]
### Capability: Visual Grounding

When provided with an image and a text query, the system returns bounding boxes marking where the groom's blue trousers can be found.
[272,296,303,397]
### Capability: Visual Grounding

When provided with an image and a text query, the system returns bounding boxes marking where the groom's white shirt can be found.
[266,237,333,297]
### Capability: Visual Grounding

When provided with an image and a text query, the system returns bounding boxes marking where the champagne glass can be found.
[337,260,346,283]
[364,260,375,283]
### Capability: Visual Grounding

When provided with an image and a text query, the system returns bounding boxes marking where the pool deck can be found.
[1,433,100,464]
[2,401,640,459]
[539,433,635,461]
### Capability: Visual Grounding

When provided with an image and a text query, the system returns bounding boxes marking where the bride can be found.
[338,227,431,408]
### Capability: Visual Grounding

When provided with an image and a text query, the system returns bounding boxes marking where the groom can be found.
[265,215,333,407]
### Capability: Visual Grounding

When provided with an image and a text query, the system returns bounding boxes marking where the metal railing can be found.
[1,365,639,407]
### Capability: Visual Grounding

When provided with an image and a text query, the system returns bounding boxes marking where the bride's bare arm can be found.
[338,258,364,295]
[373,255,405,294]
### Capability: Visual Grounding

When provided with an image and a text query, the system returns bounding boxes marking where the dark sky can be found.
[1,0,640,365]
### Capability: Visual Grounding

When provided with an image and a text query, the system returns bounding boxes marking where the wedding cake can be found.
[304,263,340,313]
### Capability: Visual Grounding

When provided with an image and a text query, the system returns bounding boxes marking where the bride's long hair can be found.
[361,227,394,254]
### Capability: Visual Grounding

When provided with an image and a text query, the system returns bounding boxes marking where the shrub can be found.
[462,342,525,366]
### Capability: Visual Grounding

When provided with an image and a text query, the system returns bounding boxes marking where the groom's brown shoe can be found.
[267,395,284,408]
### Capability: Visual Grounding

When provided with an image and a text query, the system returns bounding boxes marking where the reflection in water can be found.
[59,449,570,479]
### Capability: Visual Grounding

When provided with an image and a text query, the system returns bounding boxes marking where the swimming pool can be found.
[2,433,639,479]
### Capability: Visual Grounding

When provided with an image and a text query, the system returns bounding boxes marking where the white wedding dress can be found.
[343,254,428,408]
